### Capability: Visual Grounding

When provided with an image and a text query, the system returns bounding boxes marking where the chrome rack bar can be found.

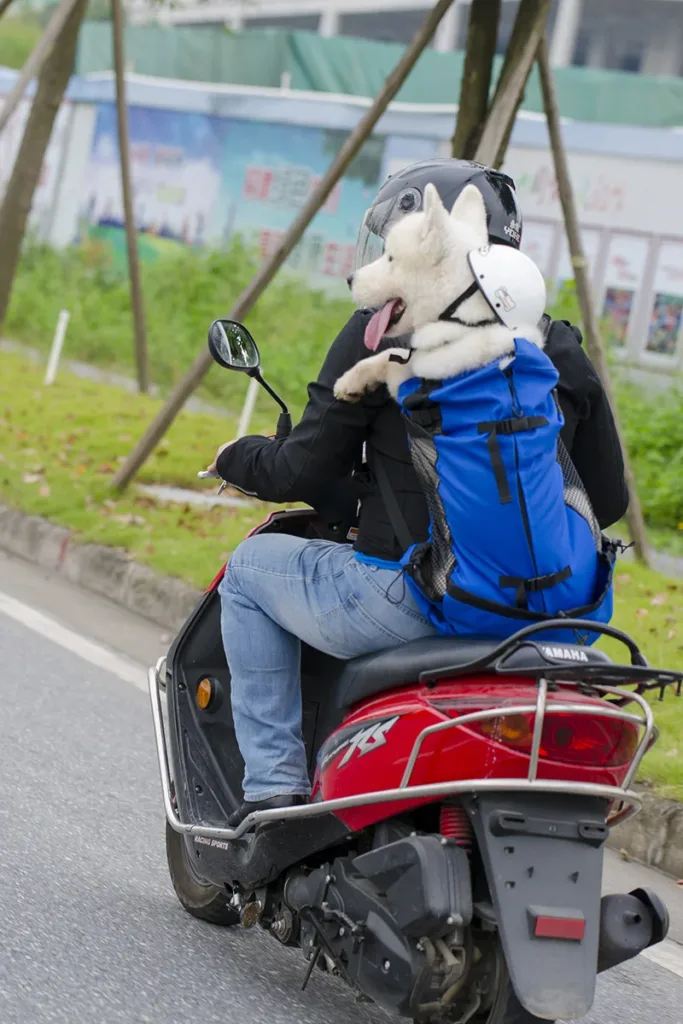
[149,664,644,844]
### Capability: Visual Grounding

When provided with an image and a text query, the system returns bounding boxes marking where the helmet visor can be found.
[354,187,423,270]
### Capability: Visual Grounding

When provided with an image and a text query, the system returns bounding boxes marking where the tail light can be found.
[431,700,639,768]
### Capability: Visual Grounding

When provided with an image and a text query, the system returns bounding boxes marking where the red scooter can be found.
[149,320,679,1024]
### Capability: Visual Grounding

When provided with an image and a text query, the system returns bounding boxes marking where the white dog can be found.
[334,183,543,402]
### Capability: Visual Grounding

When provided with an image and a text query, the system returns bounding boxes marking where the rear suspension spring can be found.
[440,803,472,852]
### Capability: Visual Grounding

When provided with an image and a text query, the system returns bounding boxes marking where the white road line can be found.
[0,589,147,691]
[642,939,683,980]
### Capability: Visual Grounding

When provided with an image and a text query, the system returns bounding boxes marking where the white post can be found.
[236,376,260,439]
[319,7,340,38]
[44,309,70,385]
[434,0,461,53]
[549,0,583,68]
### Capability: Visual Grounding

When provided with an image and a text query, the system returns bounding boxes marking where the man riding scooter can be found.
[206,159,628,828]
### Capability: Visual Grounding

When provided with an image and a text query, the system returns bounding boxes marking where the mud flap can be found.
[463,793,608,1021]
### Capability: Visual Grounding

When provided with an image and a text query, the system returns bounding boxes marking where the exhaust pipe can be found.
[598,888,670,973]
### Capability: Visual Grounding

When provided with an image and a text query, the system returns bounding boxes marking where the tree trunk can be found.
[0,0,87,331]
[489,0,552,167]
[451,0,501,159]
[537,37,650,564]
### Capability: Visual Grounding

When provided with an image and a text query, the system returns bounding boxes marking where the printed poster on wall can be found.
[80,102,437,288]
[0,97,70,235]
[646,241,683,358]
[80,103,230,262]
[600,234,650,346]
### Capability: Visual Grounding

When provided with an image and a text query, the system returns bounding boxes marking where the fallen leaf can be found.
[616,573,632,585]
[668,630,677,640]
[619,849,632,862]
[96,463,116,474]
[113,514,145,527]
[22,473,41,484]
[38,485,51,497]
[651,593,667,607]
[119,434,132,442]
[636,608,649,618]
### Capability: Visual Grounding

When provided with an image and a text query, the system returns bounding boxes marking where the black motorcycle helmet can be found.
[355,158,522,269]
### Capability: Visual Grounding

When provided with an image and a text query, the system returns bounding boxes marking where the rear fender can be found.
[463,792,608,1021]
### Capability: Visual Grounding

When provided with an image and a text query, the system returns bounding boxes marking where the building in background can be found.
[128,0,683,76]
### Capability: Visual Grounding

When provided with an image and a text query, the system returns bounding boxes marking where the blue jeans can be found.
[219,533,436,801]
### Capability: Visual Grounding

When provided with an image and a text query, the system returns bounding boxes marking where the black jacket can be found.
[217,311,628,562]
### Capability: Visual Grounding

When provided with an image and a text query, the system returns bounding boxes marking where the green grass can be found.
[0,349,270,588]
[1,347,683,795]
[6,239,353,422]
[604,567,683,799]
[0,13,42,70]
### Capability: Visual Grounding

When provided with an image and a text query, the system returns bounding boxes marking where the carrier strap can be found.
[499,566,573,610]
[445,544,615,623]
[477,416,549,504]
[373,456,415,554]
[438,281,498,328]
[403,379,444,434]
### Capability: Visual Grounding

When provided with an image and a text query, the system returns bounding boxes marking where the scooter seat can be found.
[335,635,612,709]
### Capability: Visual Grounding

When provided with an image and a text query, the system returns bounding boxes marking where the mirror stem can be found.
[251,369,290,417]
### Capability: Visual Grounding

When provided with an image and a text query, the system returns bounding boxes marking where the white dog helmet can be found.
[467,244,547,332]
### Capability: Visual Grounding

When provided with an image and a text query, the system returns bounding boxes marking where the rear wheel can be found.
[165,821,239,926]
[474,948,553,1024]
[481,982,553,1024]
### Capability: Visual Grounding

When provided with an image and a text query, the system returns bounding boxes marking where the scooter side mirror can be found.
[208,320,260,373]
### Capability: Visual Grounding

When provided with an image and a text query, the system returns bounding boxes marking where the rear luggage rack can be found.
[148,618,683,843]
[419,618,682,696]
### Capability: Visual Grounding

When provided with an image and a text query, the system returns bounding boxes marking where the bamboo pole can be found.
[112,0,456,491]
[0,0,82,137]
[474,0,551,167]
[537,37,649,564]
[451,0,501,159]
[112,0,150,394]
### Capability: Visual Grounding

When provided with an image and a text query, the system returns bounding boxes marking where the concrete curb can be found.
[607,791,683,879]
[1,502,681,876]
[0,503,202,631]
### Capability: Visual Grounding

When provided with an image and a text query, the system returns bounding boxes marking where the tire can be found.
[478,967,554,1024]
[492,985,553,1024]
[165,821,240,926]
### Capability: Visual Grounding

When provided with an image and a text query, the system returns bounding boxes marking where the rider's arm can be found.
[546,319,628,530]
[216,310,379,503]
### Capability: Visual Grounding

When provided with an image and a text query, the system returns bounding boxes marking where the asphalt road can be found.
[1,550,683,1024]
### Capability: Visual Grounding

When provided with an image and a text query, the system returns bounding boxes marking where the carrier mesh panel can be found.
[406,425,455,600]
[557,438,602,549]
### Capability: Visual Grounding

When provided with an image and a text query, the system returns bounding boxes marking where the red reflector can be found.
[534,915,586,941]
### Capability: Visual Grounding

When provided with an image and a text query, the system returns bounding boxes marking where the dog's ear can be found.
[450,184,488,246]
[420,183,450,258]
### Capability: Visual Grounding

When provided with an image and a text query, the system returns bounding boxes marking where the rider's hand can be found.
[206,441,235,475]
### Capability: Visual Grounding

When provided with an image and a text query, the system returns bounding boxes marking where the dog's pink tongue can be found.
[364,300,398,351]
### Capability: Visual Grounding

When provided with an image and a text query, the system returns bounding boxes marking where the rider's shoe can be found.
[228,794,307,829]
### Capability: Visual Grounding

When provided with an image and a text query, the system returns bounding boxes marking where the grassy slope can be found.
[1,348,682,795]
[0,350,269,588]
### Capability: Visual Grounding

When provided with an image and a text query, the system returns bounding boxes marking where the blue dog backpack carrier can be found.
[391,337,615,642]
